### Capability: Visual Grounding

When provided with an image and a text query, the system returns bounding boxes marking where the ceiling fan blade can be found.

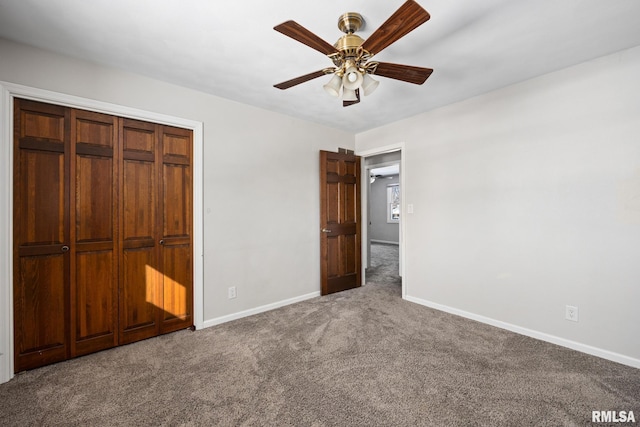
[274,70,328,90]
[360,0,430,56]
[343,89,361,107]
[372,62,433,85]
[274,20,339,56]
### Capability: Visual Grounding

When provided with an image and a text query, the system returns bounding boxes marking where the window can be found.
[387,184,400,223]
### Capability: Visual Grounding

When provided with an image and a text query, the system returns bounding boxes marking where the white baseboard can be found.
[0,354,8,385]
[202,291,321,329]
[404,295,640,370]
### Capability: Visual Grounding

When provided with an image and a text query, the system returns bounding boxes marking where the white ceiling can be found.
[1,0,640,133]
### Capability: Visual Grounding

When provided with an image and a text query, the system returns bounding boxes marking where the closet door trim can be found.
[0,81,204,384]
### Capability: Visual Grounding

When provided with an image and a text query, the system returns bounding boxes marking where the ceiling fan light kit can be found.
[323,74,343,97]
[274,0,434,107]
[342,60,364,90]
[361,73,380,97]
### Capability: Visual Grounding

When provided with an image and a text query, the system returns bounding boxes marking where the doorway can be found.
[358,145,405,297]
[366,162,400,286]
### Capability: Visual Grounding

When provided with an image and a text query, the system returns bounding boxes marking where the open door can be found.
[320,150,361,295]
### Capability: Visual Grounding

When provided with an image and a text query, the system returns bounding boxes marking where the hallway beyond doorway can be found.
[365,243,400,287]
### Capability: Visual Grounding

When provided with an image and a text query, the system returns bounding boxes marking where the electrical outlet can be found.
[228,286,237,299]
[565,305,579,322]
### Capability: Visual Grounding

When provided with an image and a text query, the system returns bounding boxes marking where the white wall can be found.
[369,174,400,244]
[356,45,640,365]
[0,38,354,381]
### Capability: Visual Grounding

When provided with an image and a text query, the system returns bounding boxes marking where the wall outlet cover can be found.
[565,305,579,322]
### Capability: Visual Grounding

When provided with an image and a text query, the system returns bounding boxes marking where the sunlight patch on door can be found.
[145,265,187,319]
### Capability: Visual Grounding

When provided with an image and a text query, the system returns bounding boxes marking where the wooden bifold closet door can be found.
[13,99,193,372]
[119,119,193,345]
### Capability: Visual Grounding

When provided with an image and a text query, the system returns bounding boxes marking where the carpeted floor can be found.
[1,251,639,425]
[366,242,401,287]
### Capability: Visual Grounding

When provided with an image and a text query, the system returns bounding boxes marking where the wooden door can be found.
[159,125,193,333]
[70,109,119,356]
[119,120,193,344]
[119,118,161,345]
[319,150,362,295]
[13,99,70,371]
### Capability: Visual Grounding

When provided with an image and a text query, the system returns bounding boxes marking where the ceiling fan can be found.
[273,0,433,107]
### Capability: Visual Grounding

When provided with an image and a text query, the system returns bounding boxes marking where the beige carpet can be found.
[1,280,639,426]
[366,242,401,286]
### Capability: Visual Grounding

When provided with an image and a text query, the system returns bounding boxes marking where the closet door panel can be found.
[74,250,116,354]
[162,129,191,164]
[71,110,118,356]
[14,255,67,370]
[161,244,192,331]
[13,99,70,372]
[163,164,191,237]
[160,126,193,332]
[123,122,155,153]
[17,151,66,244]
[121,248,159,343]
[75,155,113,240]
[120,119,160,344]
[123,160,155,240]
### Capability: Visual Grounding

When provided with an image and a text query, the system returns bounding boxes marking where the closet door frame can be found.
[0,81,204,384]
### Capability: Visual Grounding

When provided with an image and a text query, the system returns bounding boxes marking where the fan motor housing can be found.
[334,33,364,56]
